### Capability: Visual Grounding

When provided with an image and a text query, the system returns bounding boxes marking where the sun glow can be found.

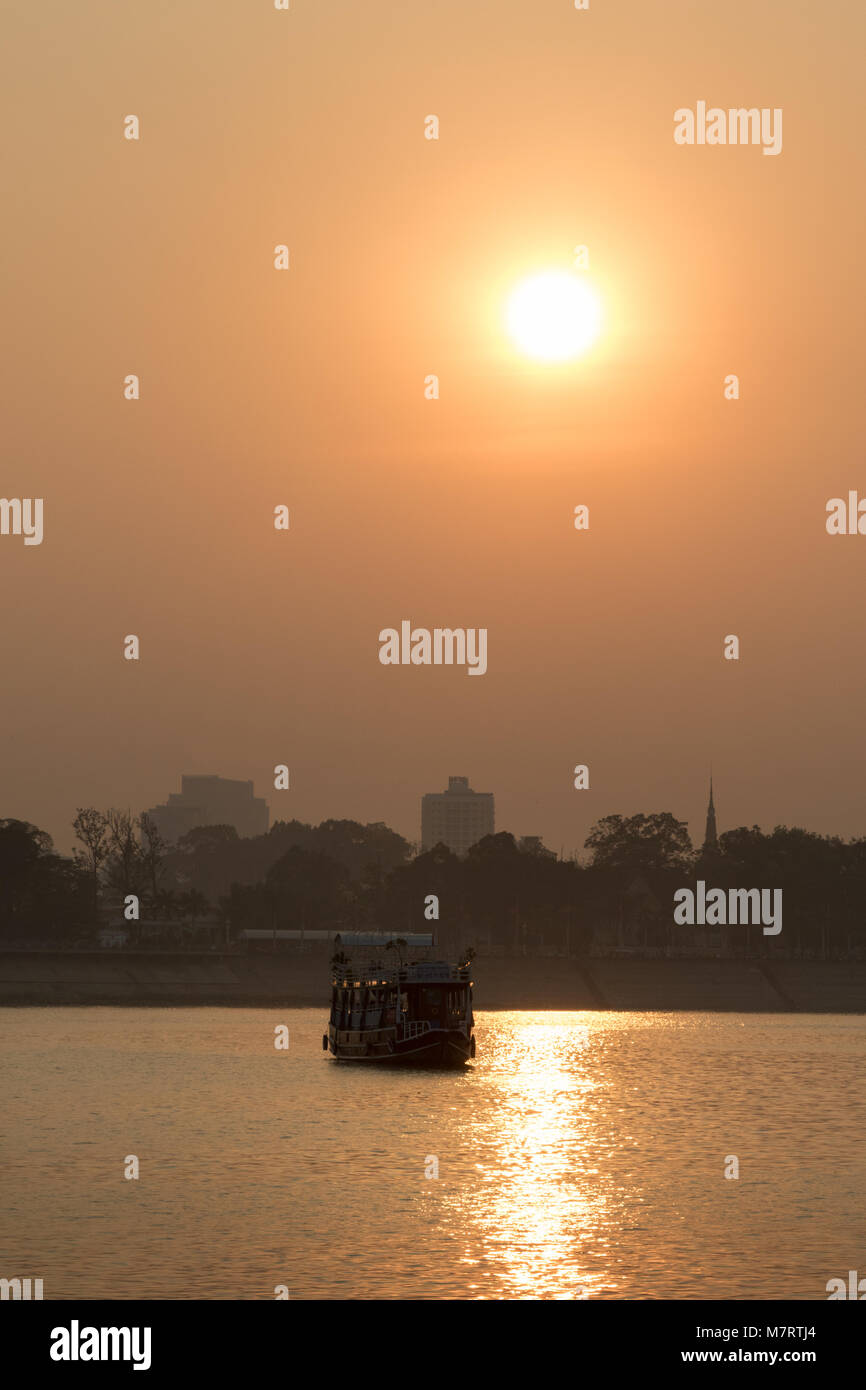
[506,271,603,361]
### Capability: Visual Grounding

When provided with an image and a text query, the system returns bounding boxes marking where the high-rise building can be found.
[421,776,494,856]
[143,775,269,843]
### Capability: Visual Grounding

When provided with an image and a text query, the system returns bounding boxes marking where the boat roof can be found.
[335,932,434,947]
[331,959,471,987]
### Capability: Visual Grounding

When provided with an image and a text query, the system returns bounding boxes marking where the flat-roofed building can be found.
[143,774,269,843]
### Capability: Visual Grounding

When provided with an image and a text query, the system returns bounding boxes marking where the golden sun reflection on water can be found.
[450,1014,616,1300]
[425,1009,866,1301]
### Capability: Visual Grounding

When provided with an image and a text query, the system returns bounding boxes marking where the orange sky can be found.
[2,0,864,855]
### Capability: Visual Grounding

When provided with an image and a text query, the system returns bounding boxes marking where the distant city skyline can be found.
[1,763,742,878]
[22,765,866,867]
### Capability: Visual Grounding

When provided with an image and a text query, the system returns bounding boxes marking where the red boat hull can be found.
[328,1026,473,1066]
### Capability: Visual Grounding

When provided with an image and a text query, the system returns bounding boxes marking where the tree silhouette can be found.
[585,812,693,872]
[72,808,109,922]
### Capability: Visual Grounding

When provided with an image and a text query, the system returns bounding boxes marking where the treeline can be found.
[0,812,415,943]
[2,809,866,957]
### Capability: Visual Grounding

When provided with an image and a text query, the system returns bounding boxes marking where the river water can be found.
[1,1008,863,1300]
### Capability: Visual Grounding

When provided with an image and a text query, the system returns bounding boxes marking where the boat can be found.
[322,933,476,1066]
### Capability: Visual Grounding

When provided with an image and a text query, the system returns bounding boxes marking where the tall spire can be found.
[703,775,718,851]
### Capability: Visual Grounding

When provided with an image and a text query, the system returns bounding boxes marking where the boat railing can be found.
[330,960,471,987]
[331,969,387,987]
[403,1019,432,1039]
[399,964,471,984]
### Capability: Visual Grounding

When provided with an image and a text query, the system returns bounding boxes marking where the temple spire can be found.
[703,775,718,851]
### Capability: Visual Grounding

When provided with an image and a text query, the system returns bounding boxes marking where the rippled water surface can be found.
[2,1008,863,1299]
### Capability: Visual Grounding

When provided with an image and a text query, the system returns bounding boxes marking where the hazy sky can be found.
[2,0,864,855]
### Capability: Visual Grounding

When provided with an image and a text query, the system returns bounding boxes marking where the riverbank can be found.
[1,950,864,1010]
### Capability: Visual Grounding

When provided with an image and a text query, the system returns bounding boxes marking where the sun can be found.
[506,270,603,361]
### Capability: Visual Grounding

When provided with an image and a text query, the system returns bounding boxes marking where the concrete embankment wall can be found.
[0,951,865,1011]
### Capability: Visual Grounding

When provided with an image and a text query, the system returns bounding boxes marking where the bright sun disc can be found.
[507,271,602,361]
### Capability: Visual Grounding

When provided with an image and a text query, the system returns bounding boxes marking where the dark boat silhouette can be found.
[323,933,475,1066]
